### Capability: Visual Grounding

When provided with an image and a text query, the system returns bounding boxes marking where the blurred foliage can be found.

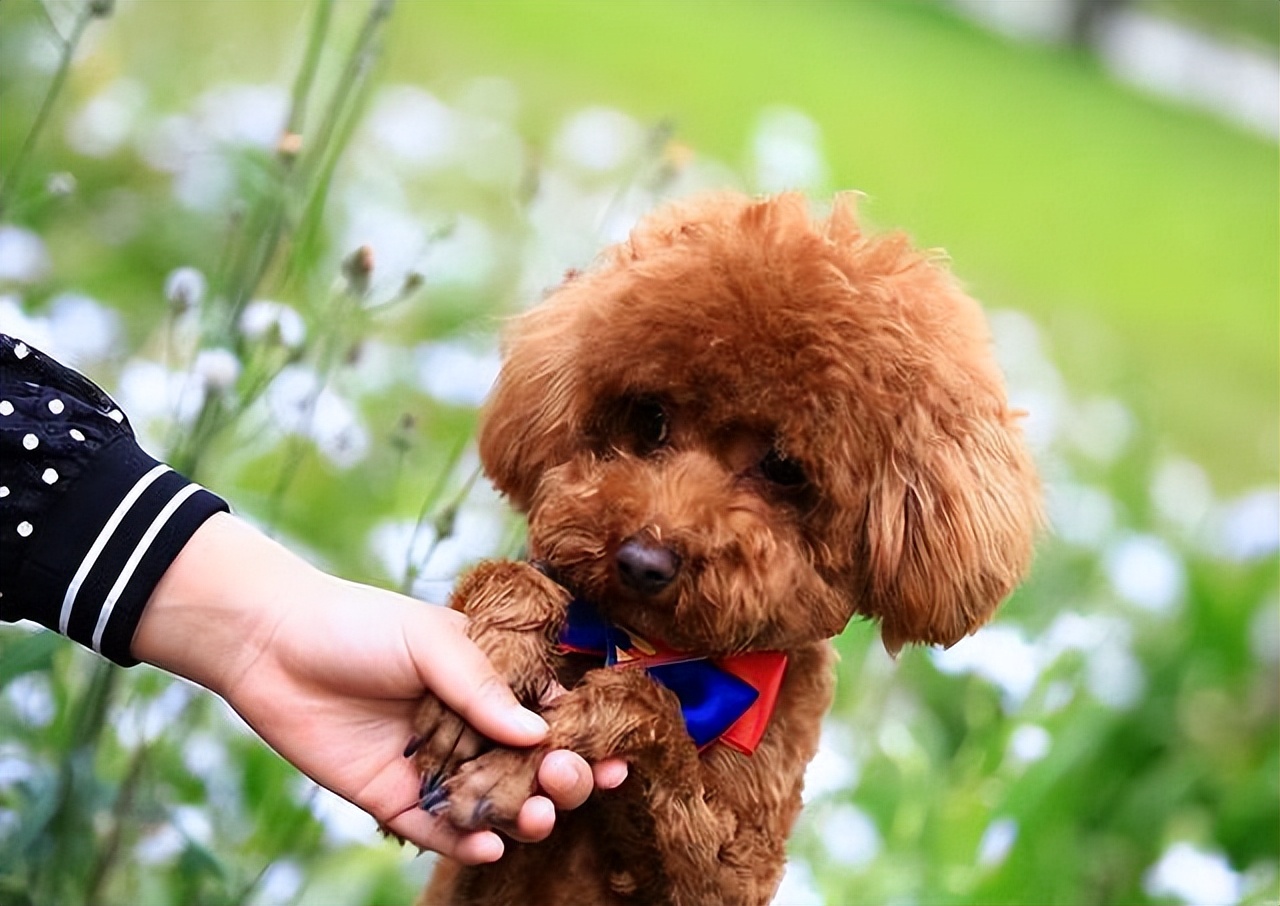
[1144,0,1280,48]
[0,1,1276,905]
[380,0,1278,491]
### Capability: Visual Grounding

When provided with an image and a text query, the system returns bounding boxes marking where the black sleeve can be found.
[0,333,229,666]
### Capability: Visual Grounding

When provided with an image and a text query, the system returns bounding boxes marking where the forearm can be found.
[131,512,319,696]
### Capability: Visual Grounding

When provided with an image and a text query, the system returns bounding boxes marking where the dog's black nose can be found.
[616,535,681,595]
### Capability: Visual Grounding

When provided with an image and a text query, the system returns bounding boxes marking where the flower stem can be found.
[285,0,335,139]
[0,0,104,217]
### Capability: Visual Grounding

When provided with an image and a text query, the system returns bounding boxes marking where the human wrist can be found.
[130,512,313,696]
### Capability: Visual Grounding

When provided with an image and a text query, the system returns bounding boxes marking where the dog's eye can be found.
[628,397,669,453]
[760,449,806,487]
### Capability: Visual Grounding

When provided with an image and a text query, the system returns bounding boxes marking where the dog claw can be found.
[419,770,442,798]
[470,799,495,828]
[420,784,449,814]
[403,735,424,758]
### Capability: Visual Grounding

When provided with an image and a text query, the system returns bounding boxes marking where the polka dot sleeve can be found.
[0,333,229,666]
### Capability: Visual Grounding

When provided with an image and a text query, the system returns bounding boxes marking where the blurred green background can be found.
[0,1,1275,904]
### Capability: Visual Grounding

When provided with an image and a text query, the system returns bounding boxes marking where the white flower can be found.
[180,732,228,778]
[3,675,54,728]
[419,215,497,289]
[116,359,205,435]
[368,518,435,587]
[172,805,213,846]
[1104,534,1185,615]
[1007,724,1051,766]
[978,817,1019,868]
[932,624,1039,708]
[771,859,821,906]
[1039,612,1146,711]
[414,338,500,407]
[194,83,288,149]
[0,226,51,284]
[819,804,881,868]
[266,365,369,468]
[373,475,508,602]
[750,107,828,193]
[1212,488,1280,562]
[553,107,644,174]
[0,295,54,353]
[239,300,306,349]
[306,783,376,845]
[1150,457,1214,536]
[1144,842,1242,905]
[47,292,121,365]
[193,347,240,392]
[802,722,859,803]
[164,266,207,310]
[1048,479,1117,550]
[65,79,146,158]
[458,113,526,190]
[1069,396,1134,464]
[364,85,458,169]
[0,749,36,789]
[135,825,183,865]
[256,861,305,904]
[114,682,194,749]
[1251,600,1279,666]
[46,172,76,197]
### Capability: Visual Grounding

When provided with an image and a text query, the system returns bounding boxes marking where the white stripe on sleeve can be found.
[91,482,203,653]
[59,464,171,635]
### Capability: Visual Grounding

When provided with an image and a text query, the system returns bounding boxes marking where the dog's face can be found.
[479,193,1040,655]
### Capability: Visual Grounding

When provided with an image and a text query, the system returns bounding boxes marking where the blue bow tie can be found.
[558,598,784,752]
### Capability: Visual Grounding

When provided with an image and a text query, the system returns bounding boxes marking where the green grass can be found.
[386,0,1277,490]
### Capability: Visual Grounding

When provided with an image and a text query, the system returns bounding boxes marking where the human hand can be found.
[133,513,627,862]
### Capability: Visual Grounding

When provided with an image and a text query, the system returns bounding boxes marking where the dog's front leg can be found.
[434,667,768,905]
[408,560,569,803]
[547,669,779,906]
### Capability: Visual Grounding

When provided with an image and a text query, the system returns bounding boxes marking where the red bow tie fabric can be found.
[557,598,788,755]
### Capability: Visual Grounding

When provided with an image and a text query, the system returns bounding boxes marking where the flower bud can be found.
[342,245,375,297]
[163,266,206,312]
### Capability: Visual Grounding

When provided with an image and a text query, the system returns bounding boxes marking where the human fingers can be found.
[358,751,509,863]
[507,795,557,843]
[408,613,547,748]
[501,752,630,843]
[381,806,506,864]
[593,757,629,790]
[536,749,595,811]
[536,751,628,805]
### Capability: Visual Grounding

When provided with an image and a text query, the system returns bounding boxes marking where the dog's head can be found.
[478,192,1040,655]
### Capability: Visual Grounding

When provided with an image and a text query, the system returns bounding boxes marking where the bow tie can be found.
[557,598,787,755]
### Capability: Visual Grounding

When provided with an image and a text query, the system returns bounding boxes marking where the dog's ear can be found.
[476,299,584,511]
[862,404,1040,656]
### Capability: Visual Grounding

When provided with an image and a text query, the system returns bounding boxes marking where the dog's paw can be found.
[406,695,488,809]
[420,745,540,833]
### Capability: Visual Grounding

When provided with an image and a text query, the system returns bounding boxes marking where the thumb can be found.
[410,610,548,747]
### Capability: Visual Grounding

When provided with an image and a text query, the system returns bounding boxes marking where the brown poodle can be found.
[408,191,1040,905]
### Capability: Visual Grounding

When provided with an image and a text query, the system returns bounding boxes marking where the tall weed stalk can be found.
[1,2,399,903]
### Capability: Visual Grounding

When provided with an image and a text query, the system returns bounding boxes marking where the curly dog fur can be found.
[410,191,1040,905]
